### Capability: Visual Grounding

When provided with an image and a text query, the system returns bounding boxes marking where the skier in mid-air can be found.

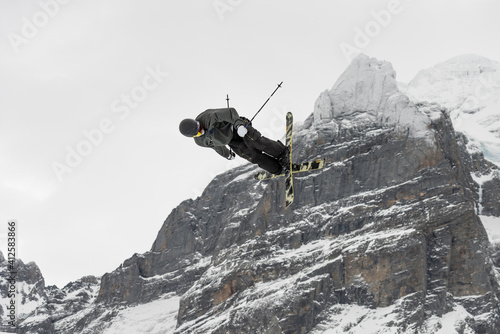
[179,107,289,174]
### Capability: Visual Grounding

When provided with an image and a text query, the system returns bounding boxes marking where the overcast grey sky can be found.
[1,0,499,287]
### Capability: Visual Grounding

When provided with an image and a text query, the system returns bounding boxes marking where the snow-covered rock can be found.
[311,54,432,142]
[405,54,500,166]
[0,254,47,333]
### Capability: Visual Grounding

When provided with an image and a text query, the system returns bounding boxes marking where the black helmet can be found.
[179,119,199,137]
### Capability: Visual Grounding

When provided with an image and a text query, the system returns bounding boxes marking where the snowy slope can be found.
[0,256,47,330]
[404,54,500,165]
[0,274,45,321]
[311,300,480,334]
[101,294,179,334]
[481,215,500,245]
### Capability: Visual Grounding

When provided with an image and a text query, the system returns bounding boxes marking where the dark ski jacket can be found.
[194,108,245,158]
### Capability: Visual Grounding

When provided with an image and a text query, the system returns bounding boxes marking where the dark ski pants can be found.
[229,126,285,174]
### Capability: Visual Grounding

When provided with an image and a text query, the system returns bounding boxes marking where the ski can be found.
[255,112,324,208]
[285,112,294,208]
[254,159,324,181]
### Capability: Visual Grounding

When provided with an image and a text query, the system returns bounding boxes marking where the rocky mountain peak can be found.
[309,54,432,142]
[330,54,398,116]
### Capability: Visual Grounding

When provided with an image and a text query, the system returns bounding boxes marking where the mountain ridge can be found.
[8,54,500,333]
[403,53,500,166]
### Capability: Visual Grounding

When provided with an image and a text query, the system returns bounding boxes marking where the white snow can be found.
[480,215,500,245]
[311,297,484,334]
[471,170,497,186]
[228,168,256,184]
[452,102,500,166]
[0,276,46,322]
[311,303,400,334]
[102,294,180,334]
[405,54,500,166]
[424,305,476,334]
[407,55,500,108]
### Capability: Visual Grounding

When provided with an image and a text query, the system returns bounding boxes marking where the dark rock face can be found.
[172,111,499,333]
[481,177,500,216]
[456,132,500,217]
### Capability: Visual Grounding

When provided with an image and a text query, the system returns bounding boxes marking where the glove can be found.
[227,149,236,160]
[240,116,252,127]
[237,125,248,137]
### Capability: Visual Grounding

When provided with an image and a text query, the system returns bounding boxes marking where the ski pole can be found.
[226,94,230,109]
[250,81,283,122]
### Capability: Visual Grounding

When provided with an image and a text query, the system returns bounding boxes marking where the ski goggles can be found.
[193,122,205,137]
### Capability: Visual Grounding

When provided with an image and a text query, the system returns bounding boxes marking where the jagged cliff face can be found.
[0,253,46,332]
[95,55,500,333]
[15,55,500,333]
